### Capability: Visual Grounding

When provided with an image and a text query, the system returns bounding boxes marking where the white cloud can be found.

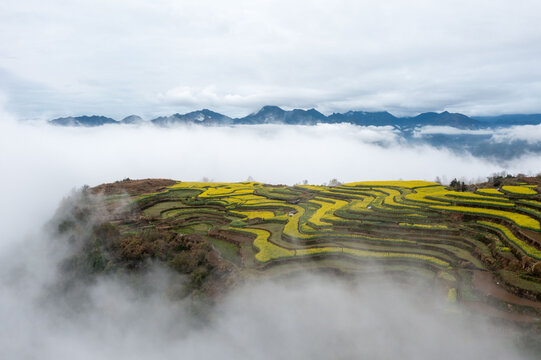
[414,124,541,145]
[491,123,541,144]
[1,0,541,118]
[1,120,534,195]
[0,110,538,358]
[155,85,328,112]
[413,126,495,137]
[0,117,538,238]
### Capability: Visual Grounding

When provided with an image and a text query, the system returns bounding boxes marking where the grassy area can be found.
[499,270,541,294]
[208,237,241,265]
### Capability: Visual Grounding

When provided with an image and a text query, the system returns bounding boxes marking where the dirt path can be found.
[518,228,541,247]
[472,270,541,309]
[461,301,540,323]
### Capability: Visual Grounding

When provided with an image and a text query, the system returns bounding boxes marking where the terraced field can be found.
[93,179,541,326]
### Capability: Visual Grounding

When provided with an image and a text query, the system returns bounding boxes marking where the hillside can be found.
[54,177,541,329]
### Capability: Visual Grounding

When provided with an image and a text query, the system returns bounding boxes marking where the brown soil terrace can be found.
[92,178,176,195]
[473,270,541,309]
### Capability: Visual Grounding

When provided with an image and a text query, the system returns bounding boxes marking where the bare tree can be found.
[328,178,342,187]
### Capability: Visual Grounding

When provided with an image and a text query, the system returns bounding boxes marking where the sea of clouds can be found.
[0,112,539,359]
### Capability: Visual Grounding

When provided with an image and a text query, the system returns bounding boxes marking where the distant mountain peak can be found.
[48,107,541,129]
[49,115,118,127]
[151,108,232,126]
[259,105,284,112]
[121,115,144,124]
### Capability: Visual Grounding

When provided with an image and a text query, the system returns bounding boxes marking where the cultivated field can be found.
[81,178,541,328]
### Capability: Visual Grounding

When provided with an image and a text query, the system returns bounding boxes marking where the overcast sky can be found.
[1,0,541,119]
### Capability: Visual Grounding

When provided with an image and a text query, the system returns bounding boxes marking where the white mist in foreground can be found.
[0,213,529,360]
[0,117,537,359]
[0,240,529,360]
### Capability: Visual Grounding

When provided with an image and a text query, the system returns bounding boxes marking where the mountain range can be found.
[48,105,541,129]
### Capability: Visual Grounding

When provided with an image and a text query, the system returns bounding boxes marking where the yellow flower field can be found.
[476,188,504,195]
[502,185,538,195]
[348,197,375,212]
[233,227,294,262]
[477,221,541,260]
[230,210,277,220]
[236,224,450,267]
[432,205,540,231]
[308,198,349,226]
[122,178,541,316]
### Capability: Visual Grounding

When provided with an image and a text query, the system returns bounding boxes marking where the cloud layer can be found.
[2,266,530,359]
[1,0,541,118]
[1,117,539,242]
[414,123,541,144]
[0,114,539,358]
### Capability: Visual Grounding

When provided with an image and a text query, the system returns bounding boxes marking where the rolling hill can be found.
[53,176,541,333]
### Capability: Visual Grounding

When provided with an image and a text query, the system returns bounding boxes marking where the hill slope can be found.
[53,177,541,329]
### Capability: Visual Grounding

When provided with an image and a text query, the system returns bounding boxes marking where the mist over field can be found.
[1,118,539,237]
[2,0,541,357]
[1,113,539,252]
[0,253,527,359]
[0,114,539,359]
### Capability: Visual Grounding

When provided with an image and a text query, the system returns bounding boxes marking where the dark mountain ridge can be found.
[49,106,541,129]
[151,109,233,126]
[49,115,118,127]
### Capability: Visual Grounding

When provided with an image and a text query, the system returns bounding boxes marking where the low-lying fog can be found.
[0,254,528,359]
[1,115,539,359]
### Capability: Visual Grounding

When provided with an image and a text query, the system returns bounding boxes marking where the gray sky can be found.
[1,0,541,119]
